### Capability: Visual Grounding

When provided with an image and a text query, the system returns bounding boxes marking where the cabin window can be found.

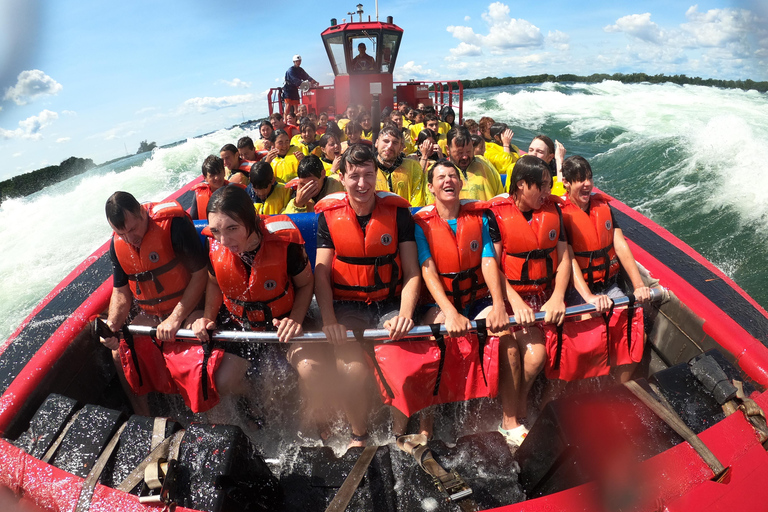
[348,33,378,73]
[325,34,347,75]
[381,32,400,73]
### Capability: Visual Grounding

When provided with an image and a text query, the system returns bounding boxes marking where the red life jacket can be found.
[113,202,192,316]
[209,215,304,327]
[490,194,563,294]
[414,200,489,310]
[561,192,620,291]
[192,180,230,220]
[368,329,500,417]
[315,191,411,302]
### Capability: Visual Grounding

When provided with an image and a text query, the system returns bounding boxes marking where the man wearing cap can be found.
[283,55,319,112]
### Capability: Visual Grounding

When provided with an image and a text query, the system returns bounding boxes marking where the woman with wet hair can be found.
[192,186,329,433]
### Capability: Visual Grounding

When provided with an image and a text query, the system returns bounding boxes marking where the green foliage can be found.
[0,157,95,203]
[459,73,768,93]
[137,140,157,154]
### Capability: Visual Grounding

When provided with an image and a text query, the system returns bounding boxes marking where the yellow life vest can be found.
[253,181,292,215]
[375,157,426,207]
[484,141,520,175]
[270,149,301,183]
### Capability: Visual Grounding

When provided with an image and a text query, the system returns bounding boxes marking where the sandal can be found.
[498,424,529,448]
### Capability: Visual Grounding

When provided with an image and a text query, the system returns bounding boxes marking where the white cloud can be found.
[681,5,757,48]
[219,78,252,88]
[547,30,570,52]
[394,61,439,81]
[56,137,70,143]
[449,42,483,58]
[3,70,63,105]
[134,106,157,115]
[605,13,664,44]
[447,2,543,57]
[12,152,21,158]
[0,109,58,140]
[181,94,257,113]
[464,15,470,21]
[61,110,76,116]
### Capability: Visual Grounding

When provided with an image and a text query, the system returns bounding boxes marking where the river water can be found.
[1,81,767,343]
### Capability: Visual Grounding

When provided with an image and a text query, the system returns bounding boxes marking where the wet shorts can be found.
[332,299,402,330]
[118,335,225,413]
[564,283,626,306]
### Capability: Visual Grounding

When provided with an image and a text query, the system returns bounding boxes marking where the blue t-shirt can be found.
[415,215,495,267]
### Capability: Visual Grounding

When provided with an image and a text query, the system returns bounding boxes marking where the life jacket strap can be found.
[507,246,555,287]
[335,250,400,301]
[430,324,447,396]
[574,243,618,290]
[227,280,291,327]
[439,264,484,311]
[127,257,181,296]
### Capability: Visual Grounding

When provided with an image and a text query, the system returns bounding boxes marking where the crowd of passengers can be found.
[100,101,653,450]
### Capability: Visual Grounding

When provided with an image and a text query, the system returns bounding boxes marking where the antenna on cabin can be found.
[375,0,378,21]
[357,4,363,22]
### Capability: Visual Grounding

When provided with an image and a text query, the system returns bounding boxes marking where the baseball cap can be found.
[293,54,302,61]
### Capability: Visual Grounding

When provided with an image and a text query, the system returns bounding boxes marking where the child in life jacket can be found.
[488,155,572,448]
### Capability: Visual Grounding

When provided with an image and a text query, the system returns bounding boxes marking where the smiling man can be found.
[431,126,504,203]
[374,124,426,206]
[313,143,421,448]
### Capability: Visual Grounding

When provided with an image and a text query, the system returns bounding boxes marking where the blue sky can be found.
[0,0,766,180]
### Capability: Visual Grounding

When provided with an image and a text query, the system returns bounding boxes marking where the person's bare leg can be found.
[514,327,546,420]
[335,343,371,447]
[288,343,337,437]
[498,333,523,430]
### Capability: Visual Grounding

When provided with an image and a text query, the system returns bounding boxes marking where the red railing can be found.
[267,80,464,123]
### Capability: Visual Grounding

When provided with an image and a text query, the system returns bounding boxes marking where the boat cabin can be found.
[268,6,463,122]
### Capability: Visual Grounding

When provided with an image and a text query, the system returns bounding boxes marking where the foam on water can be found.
[0,124,258,342]
[465,81,768,306]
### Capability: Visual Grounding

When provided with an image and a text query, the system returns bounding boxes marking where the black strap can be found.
[227,280,291,327]
[361,335,395,399]
[506,247,555,287]
[122,325,143,387]
[200,340,215,401]
[430,324,446,396]
[475,319,489,387]
[134,289,185,307]
[335,250,400,301]
[553,323,564,371]
[573,243,618,291]
[625,294,636,354]
[126,257,181,296]
[602,301,616,358]
[439,265,484,312]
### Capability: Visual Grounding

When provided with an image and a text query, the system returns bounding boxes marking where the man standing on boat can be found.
[314,144,421,447]
[429,126,504,203]
[100,192,215,415]
[283,54,318,112]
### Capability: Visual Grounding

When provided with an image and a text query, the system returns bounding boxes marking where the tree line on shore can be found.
[0,140,157,204]
[2,72,765,204]
[459,72,768,93]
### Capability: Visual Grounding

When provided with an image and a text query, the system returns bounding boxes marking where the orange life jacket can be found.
[315,191,411,302]
[490,194,563,294]
[209,215,304,327]
[414,200,490,310]
[192,180,230,220]
[561,192,620,291]
[113,201,192,316]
